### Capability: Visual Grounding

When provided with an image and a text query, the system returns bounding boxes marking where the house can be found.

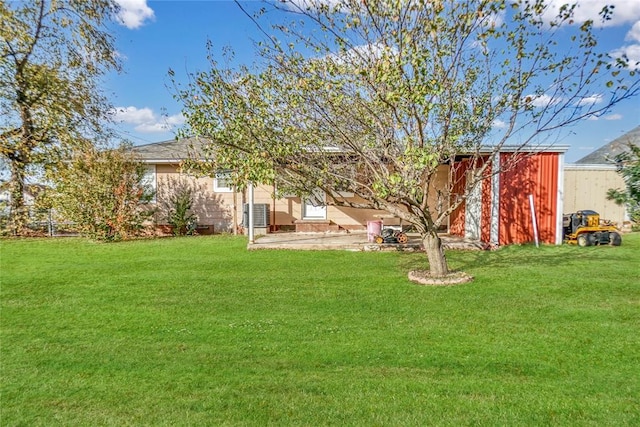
[0,182,48,207]
[563,125,639,227]
[0,183,49,217]
[133,138,568,245]
[133,137,399,235]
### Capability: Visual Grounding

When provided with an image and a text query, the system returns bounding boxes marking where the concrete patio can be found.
[247,231,487,251]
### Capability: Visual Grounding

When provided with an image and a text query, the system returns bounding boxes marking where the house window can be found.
[303,188,327,219]
[214,171,233,193]
[140,165,156,202]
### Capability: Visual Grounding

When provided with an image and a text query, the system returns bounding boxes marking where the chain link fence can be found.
[0,204,78,237]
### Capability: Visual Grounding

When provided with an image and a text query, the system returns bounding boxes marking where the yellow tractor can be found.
[563,210,622,246]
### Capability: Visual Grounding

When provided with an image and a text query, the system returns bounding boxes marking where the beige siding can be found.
[251,186,398,230]
[154,164,240,233]
[252,165,451,231]
[328,205,384,227]
[564,165,627,225]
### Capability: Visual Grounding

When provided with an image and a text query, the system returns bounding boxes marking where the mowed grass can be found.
[1,234,639,426]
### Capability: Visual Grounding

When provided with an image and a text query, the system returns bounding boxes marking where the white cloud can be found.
[541,0,640,27]
[328,42,391,65]
[115,0,155,29]
[134,122,172,133]
[113,106,155,124]
[113,106,184,134]
[586,112,623,121]
[165,114,185,126]
[114,50,128,61]
[575,93,603,107]
[626,21,640,42]
[610,43,640,70]
[524,93,562,108]
[608,20,640,71]
[485,10,505,28]
[492,119,507,129]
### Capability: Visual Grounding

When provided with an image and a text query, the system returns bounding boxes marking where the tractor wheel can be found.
[396,232,408,244]
[374,235,384,244]
[577,234,591,247]
[609,232,622,246]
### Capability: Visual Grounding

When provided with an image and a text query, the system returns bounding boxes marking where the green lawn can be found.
[1,234,639,426]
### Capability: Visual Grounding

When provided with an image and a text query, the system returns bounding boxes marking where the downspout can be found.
[272,183,277,232]
[556,152,565,245]
[248,182,255,244]
[490,152,500,245]
[233,187,238,235]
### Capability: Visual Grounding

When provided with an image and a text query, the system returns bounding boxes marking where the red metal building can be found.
[449,147,567,245]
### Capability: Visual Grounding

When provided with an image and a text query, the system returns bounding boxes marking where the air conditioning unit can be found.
[242,203,270,228]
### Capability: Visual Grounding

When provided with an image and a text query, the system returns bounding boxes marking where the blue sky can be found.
[108,0,640,163]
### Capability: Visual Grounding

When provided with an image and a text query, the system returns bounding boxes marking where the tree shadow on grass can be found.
[397,244,626,275]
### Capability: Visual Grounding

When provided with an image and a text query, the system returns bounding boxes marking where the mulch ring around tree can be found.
[408,270,474,286]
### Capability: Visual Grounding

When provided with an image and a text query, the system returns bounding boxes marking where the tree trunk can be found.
[9,160,27,235]
[422,231,449,277]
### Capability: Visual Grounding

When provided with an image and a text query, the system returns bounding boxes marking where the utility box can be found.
[242,203,270,233]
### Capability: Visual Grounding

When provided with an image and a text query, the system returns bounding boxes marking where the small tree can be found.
[50,144,154,241]
[607,143,640,225]
[175,0,639,279]
[157,176,199,236]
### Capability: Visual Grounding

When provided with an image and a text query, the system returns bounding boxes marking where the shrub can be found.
[157,176,199,236]
[50,144,155,241]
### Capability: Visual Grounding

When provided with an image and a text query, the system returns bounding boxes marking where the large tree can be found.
[175,0,639,279]
[0,0,121,234]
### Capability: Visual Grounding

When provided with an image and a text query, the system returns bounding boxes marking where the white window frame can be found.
[214,171,233,193]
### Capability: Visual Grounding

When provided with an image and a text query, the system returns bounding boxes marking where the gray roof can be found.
[131,137,207,163]
[575,125,640,164]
